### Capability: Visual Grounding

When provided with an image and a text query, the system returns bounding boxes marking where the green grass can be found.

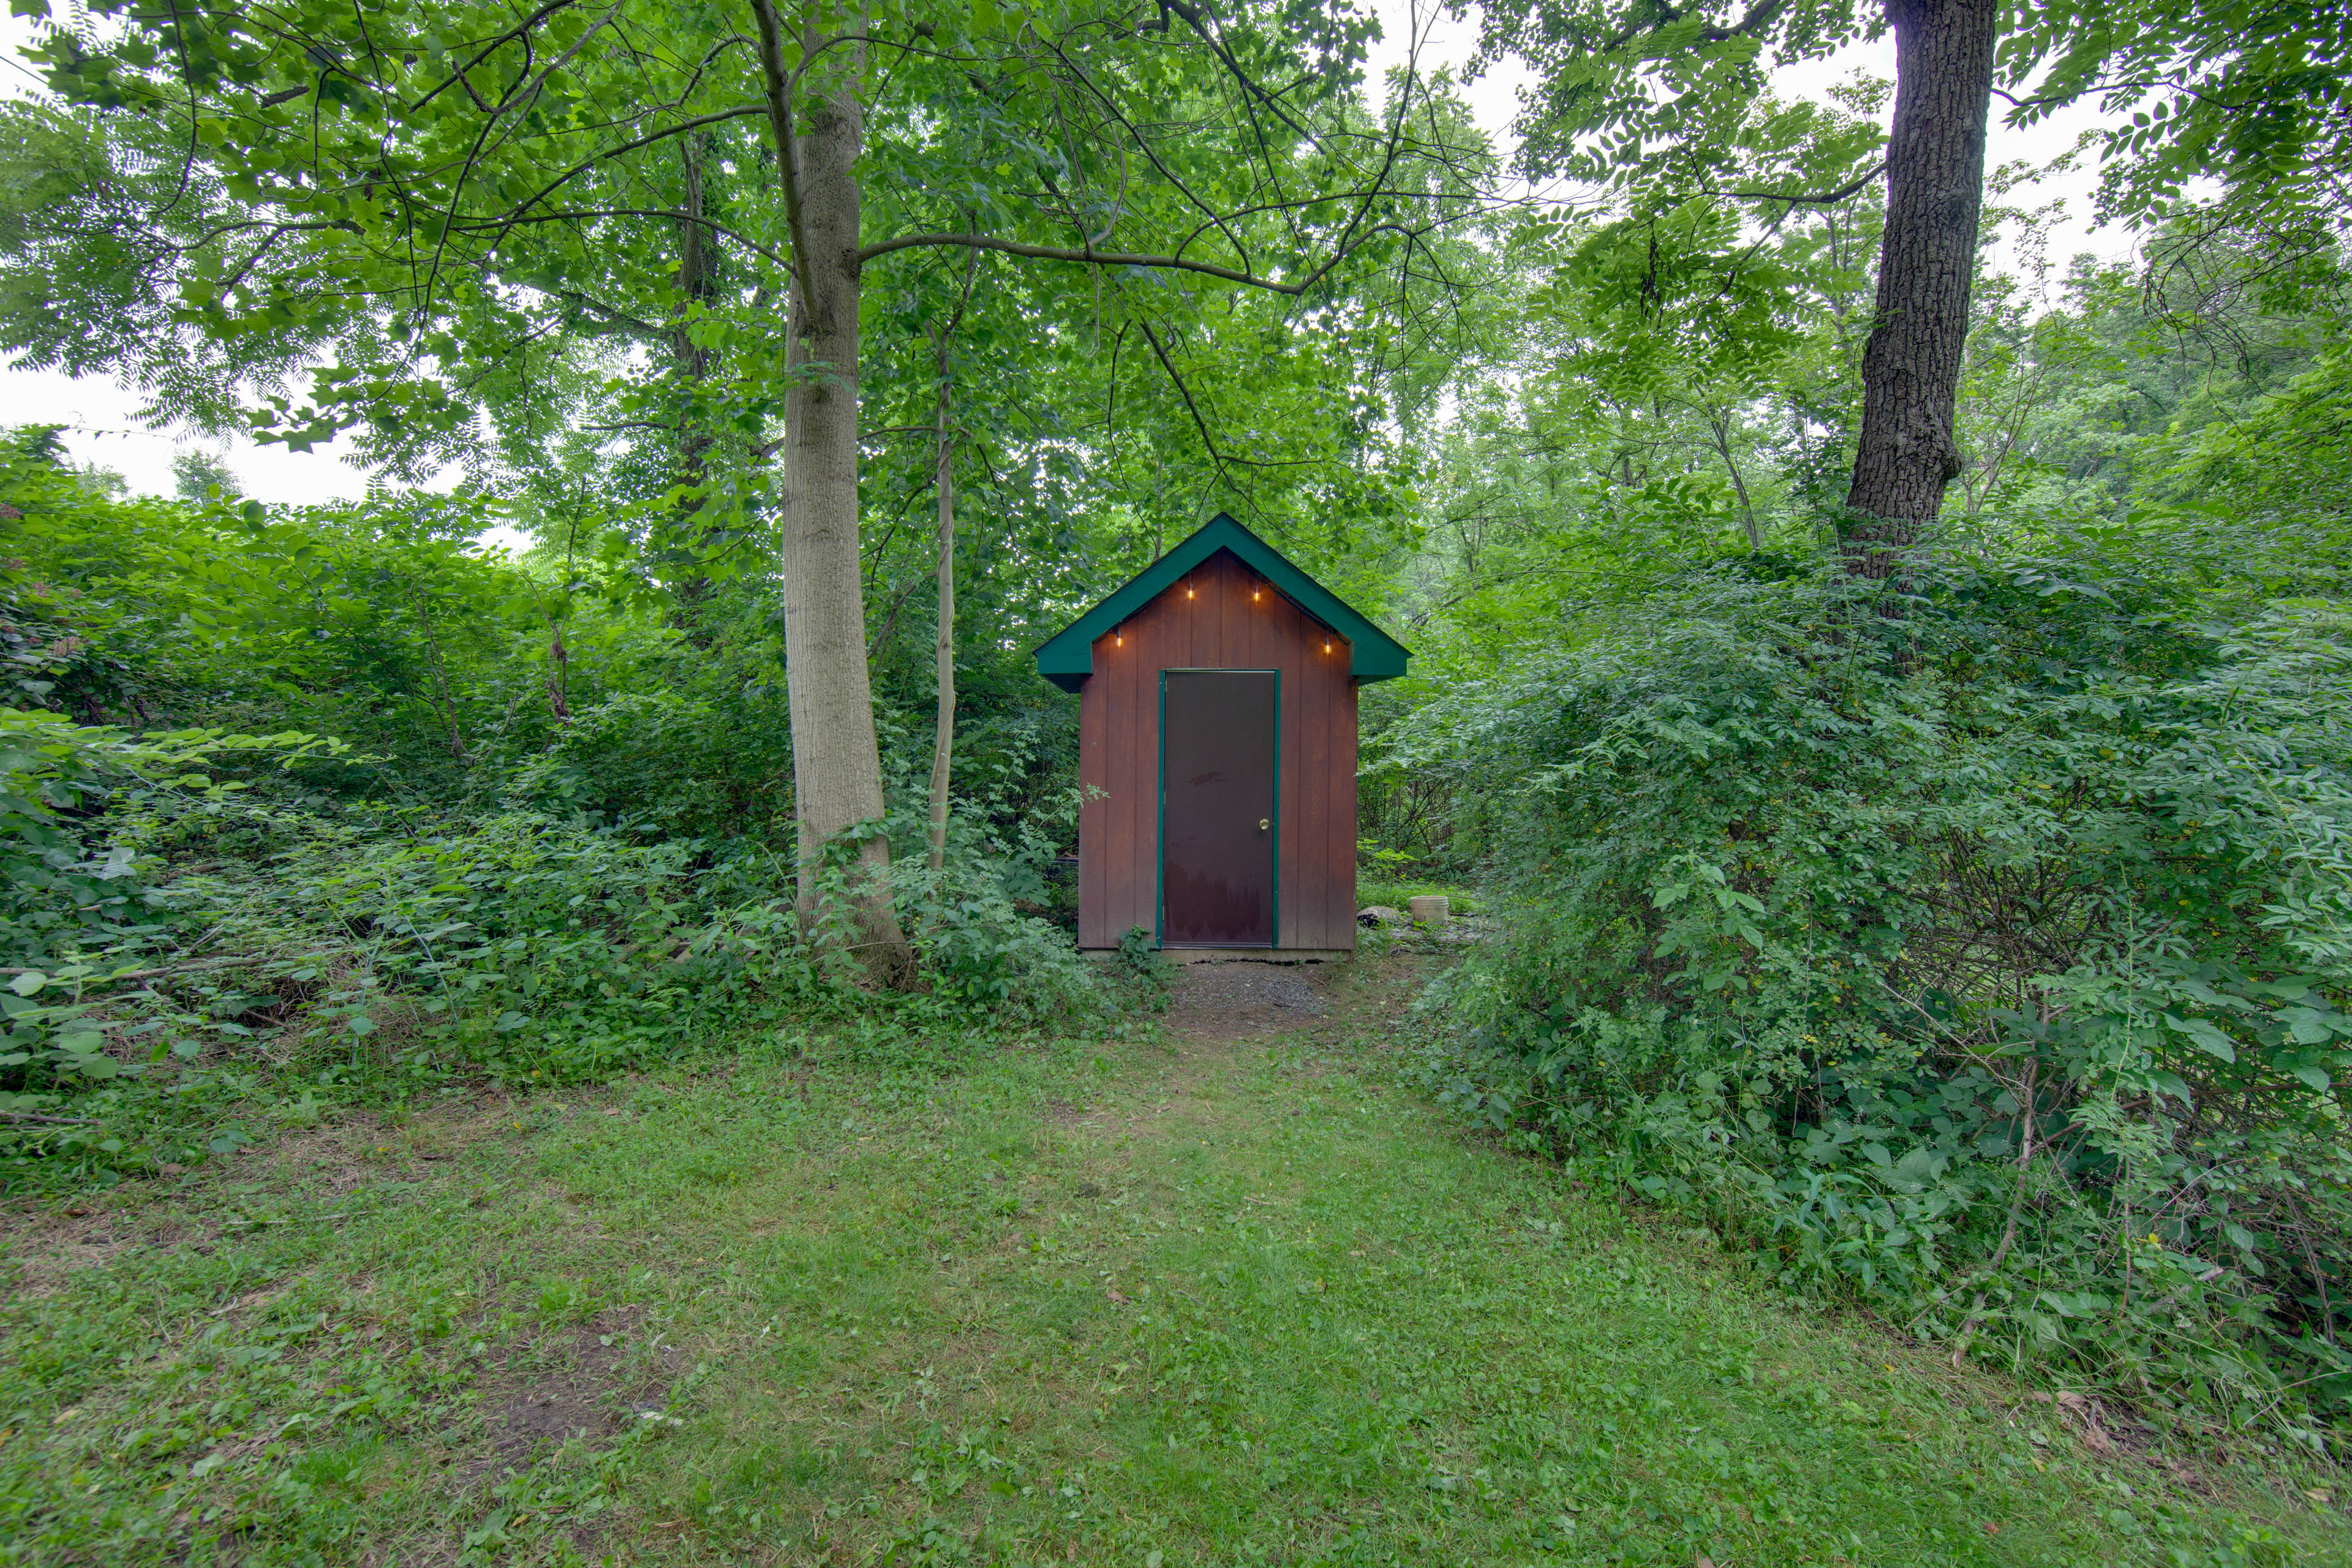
[0,956,2342,1566]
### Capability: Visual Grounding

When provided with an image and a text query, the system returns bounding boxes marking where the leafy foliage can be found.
[1397,524,2352,1449]
[0,428,1133,1194]
[5,0,2352,1480]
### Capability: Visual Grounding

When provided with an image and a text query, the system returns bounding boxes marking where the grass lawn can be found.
[0,953,2342,1566]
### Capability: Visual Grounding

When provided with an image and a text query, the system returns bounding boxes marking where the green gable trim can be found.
[1033,514,1411,693]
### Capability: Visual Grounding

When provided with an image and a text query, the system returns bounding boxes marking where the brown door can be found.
[1160,670,1278,946]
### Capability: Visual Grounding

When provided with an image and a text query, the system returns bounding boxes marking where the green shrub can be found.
[0,781,1119,1191]
[0,431,1121,1189]
[1400,524,2352,1449]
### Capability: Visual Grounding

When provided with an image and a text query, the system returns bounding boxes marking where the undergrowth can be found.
[0,432,1137,1196]
[1392,512,2352,1453]
[0,755,1136,1194]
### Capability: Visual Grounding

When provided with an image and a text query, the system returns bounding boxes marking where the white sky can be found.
[1364,0,2126,276]
[0,1,2129,514]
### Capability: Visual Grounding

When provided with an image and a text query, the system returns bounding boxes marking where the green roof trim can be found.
[1033,513,1411,694]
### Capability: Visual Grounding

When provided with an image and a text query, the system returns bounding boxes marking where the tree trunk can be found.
[1842,0,1999,577]
[778,20,914,985]
[926,326,956,877]
[1708,407,1761,551]
[673,134,718,477]
[671,134,723,616]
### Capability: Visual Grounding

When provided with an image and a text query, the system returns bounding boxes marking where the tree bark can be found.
[777,16,914,985]
[1842,0,1999,576]
[926,326,955,877]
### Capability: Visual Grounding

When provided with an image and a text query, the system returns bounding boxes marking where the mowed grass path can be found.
[0,956,2343,1566]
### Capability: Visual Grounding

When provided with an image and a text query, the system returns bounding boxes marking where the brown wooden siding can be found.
[1077,549,1357,949]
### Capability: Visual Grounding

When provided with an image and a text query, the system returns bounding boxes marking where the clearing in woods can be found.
[0,953,2345,1565]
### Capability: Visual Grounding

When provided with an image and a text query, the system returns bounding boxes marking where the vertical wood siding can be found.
[1076,549,1357,949]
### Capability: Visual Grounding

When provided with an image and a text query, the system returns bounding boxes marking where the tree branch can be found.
[1038,34,1257,274]
[1709,157,1888,207]
[451,208,791,271]
[1142,0,1337,165]
[747,0,821,314]
[1588,0,1788,53]
[1129,317,1314,478]
[481,103,770,246]
[857,228,1408,295]
[411,0,585,112]
[1136,317,1227,483]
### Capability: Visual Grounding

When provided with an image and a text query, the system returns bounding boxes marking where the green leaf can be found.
[2163,1013,2237,1063]
[8,970,44,996]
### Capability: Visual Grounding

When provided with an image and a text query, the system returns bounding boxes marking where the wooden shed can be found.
[1034,514,1411,955]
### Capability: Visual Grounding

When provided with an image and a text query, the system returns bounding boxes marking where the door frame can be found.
[1155,667,1281,949]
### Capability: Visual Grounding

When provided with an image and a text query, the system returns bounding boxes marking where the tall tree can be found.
[1476,0,2352,567]
[1474,0,1994,562]
[30,0,1480,978]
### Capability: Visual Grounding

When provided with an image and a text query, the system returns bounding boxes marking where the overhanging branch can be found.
[747,0,821,313]
[451,208,791,271]
[1136,316,1232,488]
[858,227,1410,295]
[1709,158,1887,206]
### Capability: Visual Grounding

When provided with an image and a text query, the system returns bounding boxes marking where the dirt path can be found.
[1156,960,1335,1039]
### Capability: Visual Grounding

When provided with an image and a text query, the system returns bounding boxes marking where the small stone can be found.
[1357,905,1404,927]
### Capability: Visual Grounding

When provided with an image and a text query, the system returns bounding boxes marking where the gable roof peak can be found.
[1033,512,1410,693]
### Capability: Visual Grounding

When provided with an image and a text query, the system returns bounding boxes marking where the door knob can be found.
[1259,819,1270,831]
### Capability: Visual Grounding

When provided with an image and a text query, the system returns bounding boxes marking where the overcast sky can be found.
[0,1,2127,510]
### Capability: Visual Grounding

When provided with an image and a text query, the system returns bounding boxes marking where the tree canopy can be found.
[1,0,2351,1482]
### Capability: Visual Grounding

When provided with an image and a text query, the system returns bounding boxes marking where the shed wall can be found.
[1077,549,1357,950]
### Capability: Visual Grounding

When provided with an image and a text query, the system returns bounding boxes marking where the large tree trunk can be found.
[1842,0,1999,576]
[778,20,914,984]
[926,326,956,877]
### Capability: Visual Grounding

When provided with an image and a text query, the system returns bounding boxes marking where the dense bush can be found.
[0,769,1119,1188]
[0,434,1120,1193]
[1396,518,2352,1450]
